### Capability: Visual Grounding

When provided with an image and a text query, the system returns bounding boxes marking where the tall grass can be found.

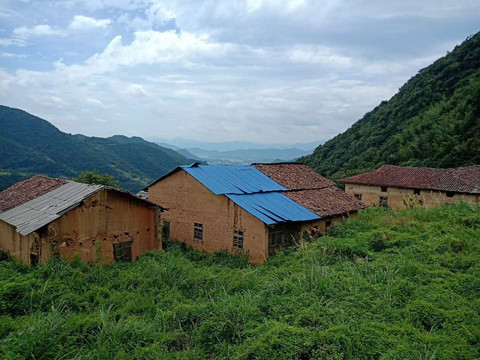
[0,204,479,359]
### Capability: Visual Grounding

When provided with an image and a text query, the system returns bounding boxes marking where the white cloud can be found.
[288,45,352,66]
[13,24,64,39]
[1,52,27,58]
[69,15,112,30]
[84,30,229,73]
[0,38,26,47]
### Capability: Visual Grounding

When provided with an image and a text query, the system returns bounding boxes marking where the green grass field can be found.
[0,204,479,359]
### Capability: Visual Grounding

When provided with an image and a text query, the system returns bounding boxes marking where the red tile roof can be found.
[285,187,366,217]
[253,163,335,190]
[0,175,68,212]
[254,163,364,217]
[341,165,480,194]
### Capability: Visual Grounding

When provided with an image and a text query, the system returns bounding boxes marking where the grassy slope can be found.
[0,205,479,359]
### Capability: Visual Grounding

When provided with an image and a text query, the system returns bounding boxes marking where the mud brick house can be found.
[146,162,364,263]
[341,165,480,210]
[0,176,163,265]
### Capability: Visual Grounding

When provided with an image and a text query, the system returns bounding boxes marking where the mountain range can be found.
[157,143,313,164]
[147,137,321,152]
[0,106,195,192]
[302,32,480,180]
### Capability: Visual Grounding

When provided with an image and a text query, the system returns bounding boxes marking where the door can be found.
[162,220,170,241]
[113,241,133,262]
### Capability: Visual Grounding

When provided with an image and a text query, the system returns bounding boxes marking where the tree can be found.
[74,170,120,188]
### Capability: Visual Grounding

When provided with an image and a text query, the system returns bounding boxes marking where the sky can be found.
[0,1,479,144]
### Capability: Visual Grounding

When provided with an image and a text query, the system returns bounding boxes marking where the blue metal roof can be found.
[226,192,320,225]
[181,164,287,195]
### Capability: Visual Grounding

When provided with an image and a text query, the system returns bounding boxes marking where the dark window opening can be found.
[233,229,244,249]
[446,192,455,198]
[113,241,133,262]
[30,253,39,266]
[325,220,332,228]
[268,226,287,255]
[379,196,388,208]
[381,186,388,192]
[414,189,421,195]
[194,222,203,242]
[162,220,170,241]
[354,193,362,200]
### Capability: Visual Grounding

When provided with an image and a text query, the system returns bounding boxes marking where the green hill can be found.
[0,105,195,192]
[302,32,480,180]
[0,204,478,359]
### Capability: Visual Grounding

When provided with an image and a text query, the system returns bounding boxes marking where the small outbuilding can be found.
[0,176,163,265]
[341,165,480,210]
[146,162,364,263]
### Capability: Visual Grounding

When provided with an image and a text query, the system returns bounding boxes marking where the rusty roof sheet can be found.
[341,165,480,194]
[253,163,335,190]
[0,175,68,213]
[285,187,366,217]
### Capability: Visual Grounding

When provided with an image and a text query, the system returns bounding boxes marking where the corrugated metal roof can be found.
[0,181,103,236]
[182,163,287,195]
[226,192,320,225]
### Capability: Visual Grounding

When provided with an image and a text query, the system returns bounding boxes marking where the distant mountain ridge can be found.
[155,140,317,164]
[181,147,312,164]
[148,137,322,152]
[0,106,195,192]
[302,32,480,180]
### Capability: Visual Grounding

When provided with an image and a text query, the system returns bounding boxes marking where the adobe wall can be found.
[0,221,50,264]
[50,190,159,264]
[345,183,480,210]
[148,170,269,264]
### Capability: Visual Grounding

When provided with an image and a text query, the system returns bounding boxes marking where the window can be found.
[233,229,244,249]
[381,186,388,193]
[379,196,388,208]
[193,222,203,242]
[354,193,362,200]
[414,189,421,195]
[113,241,133,262]
[446,192,455,198]
[325,220,332,228]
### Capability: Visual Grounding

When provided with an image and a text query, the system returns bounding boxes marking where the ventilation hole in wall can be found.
[146,228,150,232]
[79,242,83,247]
[103,237,107,241]
[124,231,129,235]
[64,239,75,247]
[136,231,140,234]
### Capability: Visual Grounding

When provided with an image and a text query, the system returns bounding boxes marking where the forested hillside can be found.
[0,106,194,192]
[302,32,480,180]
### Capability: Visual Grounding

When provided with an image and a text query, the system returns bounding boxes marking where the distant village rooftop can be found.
[0,175,68,213]
[341,165,480,194]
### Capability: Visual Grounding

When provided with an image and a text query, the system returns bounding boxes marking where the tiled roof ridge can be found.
[341,164,480,194]
[0,175,70,213]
